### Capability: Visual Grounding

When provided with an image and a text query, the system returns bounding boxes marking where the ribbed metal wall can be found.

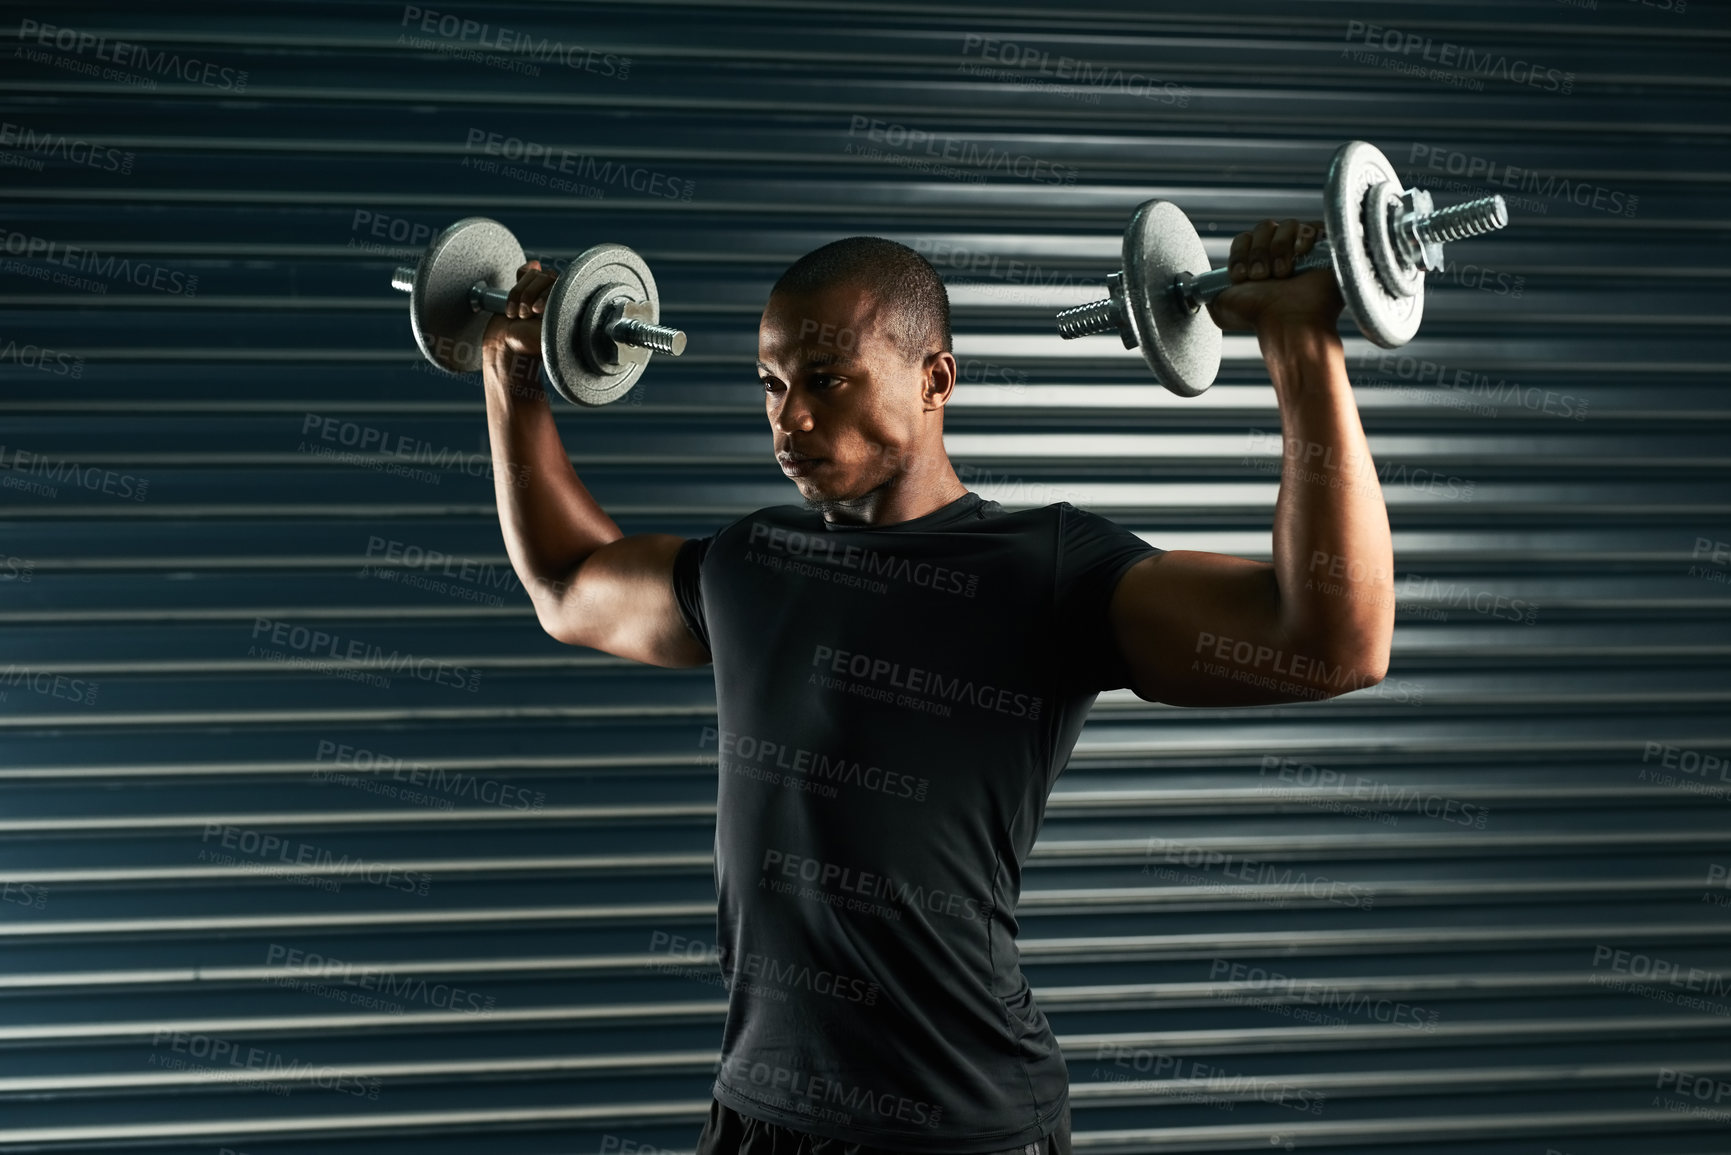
[2,2,1729,1152]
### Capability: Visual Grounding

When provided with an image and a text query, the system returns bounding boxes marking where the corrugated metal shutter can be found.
[3,2,1729,1151]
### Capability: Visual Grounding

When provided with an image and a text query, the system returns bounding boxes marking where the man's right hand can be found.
[482,259,559,361]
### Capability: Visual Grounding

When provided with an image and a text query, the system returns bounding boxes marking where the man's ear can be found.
[922,350,958,410]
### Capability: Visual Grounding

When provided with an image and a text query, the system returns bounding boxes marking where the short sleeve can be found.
[1053,503,1164,694]
[672,535,714,654]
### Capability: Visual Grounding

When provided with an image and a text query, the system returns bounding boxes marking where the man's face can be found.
[757,282,950,507]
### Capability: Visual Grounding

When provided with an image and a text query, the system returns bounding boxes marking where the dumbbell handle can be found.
[1178,244,1335,308]
[391,265,686,356]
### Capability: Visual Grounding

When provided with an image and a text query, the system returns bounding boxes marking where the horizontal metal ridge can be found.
[0,1099,692,1148]
[6,964,1712,1006]
[0,904,719,942]
[5,1056,1728,1107]
[9,912,1731,949]
[1023,925,1731,961]
[0,1050,720,1097]
[9,646,1731,680]
[0,738,1714,780]
[0,705,718,730]
[6,1008,1727,1052]
[0,1003,728,1046]
[0,1106,1713,1151]
[1036,830,1731,860]
[4,180,1729,220]
[0,754,695,781]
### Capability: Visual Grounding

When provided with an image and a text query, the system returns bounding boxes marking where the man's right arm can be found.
[480,260,710,669]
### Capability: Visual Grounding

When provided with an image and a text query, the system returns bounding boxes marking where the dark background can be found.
[1,2,1729,1152]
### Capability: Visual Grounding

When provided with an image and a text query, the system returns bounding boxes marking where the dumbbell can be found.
[390,217,686,406]
[1054,140,1509,397]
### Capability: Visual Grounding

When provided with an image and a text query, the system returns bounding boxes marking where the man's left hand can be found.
[1205,218,1344,336]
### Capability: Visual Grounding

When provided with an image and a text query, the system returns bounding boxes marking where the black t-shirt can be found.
[672,491,1162,1153]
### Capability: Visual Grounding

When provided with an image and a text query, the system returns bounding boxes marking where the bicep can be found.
[547,533,711,668]
[1108,549,1297,706]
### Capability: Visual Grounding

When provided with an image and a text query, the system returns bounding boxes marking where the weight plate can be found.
[1364,180,1423,300]
[1324,141,1423,348]
[1121,199,1221,397]
[409,217,524,373]
[542,243,660,407]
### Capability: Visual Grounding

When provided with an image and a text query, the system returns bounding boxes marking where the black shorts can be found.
[693,1096,1071,1155]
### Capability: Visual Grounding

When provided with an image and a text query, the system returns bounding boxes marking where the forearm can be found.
[483,346,622,618]
[1264,322,1394,678]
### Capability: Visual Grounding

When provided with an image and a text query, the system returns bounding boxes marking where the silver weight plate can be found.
[1324,141,1423,348]
[542,243,660,407]
[1364,179,1423,300]
[409,217,524,373]
[1121,199,1221,397]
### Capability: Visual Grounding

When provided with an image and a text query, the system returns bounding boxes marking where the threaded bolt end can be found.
[611,318,687,356]
[1414,195,1508,245]
[1056,296,1121,340]
[391,265,416,293]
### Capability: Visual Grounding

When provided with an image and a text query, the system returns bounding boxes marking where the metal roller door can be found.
[2,1,1728,1152]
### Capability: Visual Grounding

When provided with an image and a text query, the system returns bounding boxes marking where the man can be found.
[478,218,1393,1154]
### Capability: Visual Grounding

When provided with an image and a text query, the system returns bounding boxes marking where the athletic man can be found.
[478,218,1393,1154]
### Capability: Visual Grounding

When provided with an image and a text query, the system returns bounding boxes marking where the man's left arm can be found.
[1108,217,1395,707]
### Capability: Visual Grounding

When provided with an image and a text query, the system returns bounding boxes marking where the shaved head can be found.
[770,236,951,365]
